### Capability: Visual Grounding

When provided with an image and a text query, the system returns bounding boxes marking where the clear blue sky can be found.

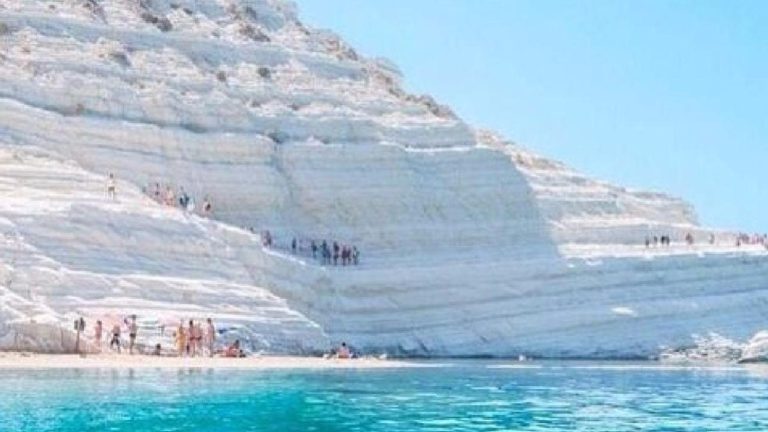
[297,0,767,232]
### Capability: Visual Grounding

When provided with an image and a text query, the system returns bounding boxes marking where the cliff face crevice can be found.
[0,1,766,357]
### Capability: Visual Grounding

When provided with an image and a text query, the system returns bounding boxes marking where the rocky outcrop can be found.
[0,0,766,357]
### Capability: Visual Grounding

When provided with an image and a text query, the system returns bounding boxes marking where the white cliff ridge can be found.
[0,0,766,358]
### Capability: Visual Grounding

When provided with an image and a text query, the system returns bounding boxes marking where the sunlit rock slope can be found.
[0,0,766,357]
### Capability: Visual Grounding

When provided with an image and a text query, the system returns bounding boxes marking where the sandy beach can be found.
[0,353,424,370]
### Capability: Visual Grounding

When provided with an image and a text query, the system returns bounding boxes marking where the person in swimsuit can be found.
[225,340,243,358]
[204,318,216,357]
[128,315,138,355]
[337,342,351,359]
[175,322,187,357]
[94,320,103,353]
[188,320,197,356]
[195,322,203,357]
[110,323,121,353]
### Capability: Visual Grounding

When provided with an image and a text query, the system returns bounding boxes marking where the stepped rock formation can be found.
[0,0,766,357]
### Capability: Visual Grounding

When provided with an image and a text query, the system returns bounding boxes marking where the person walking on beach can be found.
[175,322,187,357]
[94,320,103,353]
[352,246,359,266]
[204,318,216,357]
[106,173,117,201]
[128,315,138,355]
[311,241,318,259]
[110,323,122,353]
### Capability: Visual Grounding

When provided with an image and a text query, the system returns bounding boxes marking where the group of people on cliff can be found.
[104,173,214,216]
[258,231,361,267]
[644,234,675,248]
[306,239,360,266]
[736,233,768,247]
[644,233,705,248]
[109,174,369,266]
[645,232,768,249]
[144,181,213,216]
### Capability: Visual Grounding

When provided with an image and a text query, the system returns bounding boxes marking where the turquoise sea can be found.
[1,361,768,431]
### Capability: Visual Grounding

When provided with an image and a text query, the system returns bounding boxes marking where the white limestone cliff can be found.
[0,0,766,357]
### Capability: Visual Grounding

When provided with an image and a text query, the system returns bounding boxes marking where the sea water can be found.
[1,361,767,431]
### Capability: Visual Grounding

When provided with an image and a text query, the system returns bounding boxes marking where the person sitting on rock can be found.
[225,340,245,358]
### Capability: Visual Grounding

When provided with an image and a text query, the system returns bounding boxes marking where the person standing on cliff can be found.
[202,196,213,216]
[106,173,117,201]
[178,187,190,210]
[321,241,329,264]
[333,242,340,266]
[164,186,175,207]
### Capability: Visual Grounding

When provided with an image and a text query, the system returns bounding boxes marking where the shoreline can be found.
[1,353,766,372]
[0,353,426,370]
